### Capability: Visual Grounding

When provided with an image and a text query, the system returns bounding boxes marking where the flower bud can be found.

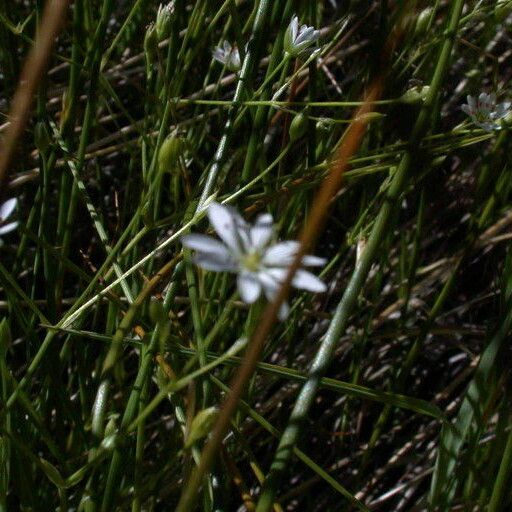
[104,414,119,439]
[158,133,183,174]
[289,112,308,142]
[156,2,174,41]
[414,7,433,37]
[144,23,158,66]
[149,298,167,325]
[100,433,119,451]
[495,0,512,22]
[185,407,219,449]
[399,85,430,104]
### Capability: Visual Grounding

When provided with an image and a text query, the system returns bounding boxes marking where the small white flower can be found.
[0,198,18,244]
[461,93,510,132]
[182,202,327,319]
[284,15,320,58]
[212,41,241,72]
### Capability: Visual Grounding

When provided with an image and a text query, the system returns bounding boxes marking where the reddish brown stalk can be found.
[176,71,387,512]
[0,0,69,201]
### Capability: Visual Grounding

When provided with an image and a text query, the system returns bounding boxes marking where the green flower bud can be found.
[289,112,308,142]
[185,407,219,449]
[144,23,158,66]
[156,2,174,41]
[104,414,119,438]
[414,7,433,37]
[149,298,167,325]
[100,433,119,451]
[495,0,512,22]
[399,85,430,104]
[158,133,183,174]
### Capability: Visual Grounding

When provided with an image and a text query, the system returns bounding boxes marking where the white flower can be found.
[461,93,510,132]
[0,198,18,244]
[212,41,241,72]
[182,202,327,319]
[284,15,320,58]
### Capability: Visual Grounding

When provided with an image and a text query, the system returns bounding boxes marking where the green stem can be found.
[255,2,466,510]
[488,416,512,512]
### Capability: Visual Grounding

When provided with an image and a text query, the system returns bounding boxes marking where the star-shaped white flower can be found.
[182,202,327,319]
[212,41,241,72]
[284,15,320,58]
[0,198,18,245]
[461,93,510,132]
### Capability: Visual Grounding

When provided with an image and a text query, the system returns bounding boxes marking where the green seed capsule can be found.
[289,112,308,142]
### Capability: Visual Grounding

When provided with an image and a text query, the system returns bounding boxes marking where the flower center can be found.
[475,109,490,123]
[241,251,261,272]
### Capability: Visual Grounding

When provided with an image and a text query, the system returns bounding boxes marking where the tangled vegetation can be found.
[1,1,512,510]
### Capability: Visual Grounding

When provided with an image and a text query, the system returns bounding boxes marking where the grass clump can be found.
[0,1,512,510]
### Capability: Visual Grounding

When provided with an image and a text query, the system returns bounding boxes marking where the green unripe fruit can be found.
[289,112,308,142]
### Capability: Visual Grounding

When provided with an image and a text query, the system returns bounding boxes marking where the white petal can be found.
[296,26,315,45]
[259,276,290,320]
[0,198,17,221]
[237,272,261,304]
[278,301,290,320]
[250,213,273,249]
[467,95,476,110]
[181,234,232,260]
[0,221,18,236]
[212,48,226,64]
[302,254,326,266]
[292,269,326,292]
[193,253,237,272]
[461,104,472,116]
[258,269,280,290]
[265,267,288,284]
[207,202,243,253]
[262,241,299,266]
[290,16,298,41]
